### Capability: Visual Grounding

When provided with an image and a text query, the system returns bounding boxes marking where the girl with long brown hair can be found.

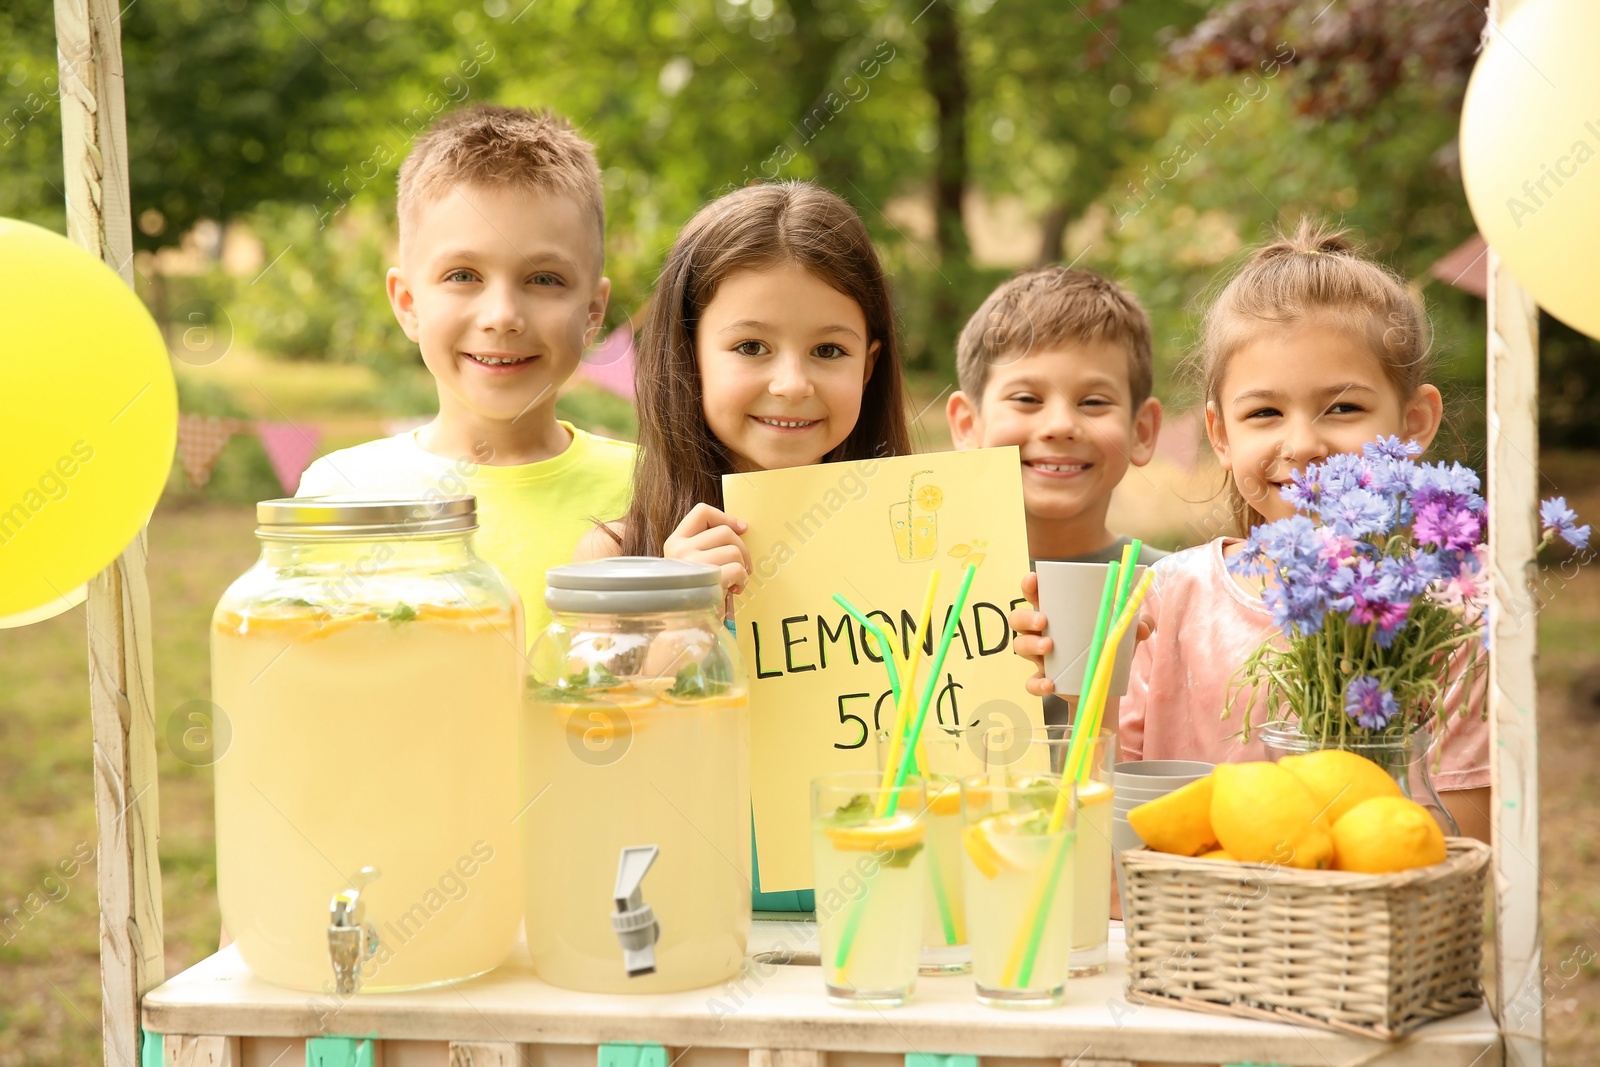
[577,181,909,913]
[578,181,911,592]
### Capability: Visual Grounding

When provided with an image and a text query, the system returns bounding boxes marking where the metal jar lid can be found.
[255,496,478,540]
[545,557,722,615]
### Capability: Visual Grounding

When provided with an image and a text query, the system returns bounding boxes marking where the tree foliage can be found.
[10,0,1589,429]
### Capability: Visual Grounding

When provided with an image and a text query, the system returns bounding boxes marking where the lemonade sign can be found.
[724,448,1038,891]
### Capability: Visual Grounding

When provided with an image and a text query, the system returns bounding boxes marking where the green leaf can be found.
[385,602,418,625]
[823,793,876,829]
[880,842,925,869]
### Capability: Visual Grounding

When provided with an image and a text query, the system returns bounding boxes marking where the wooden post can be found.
[1486,250,1543,1064]
[54,3,166,1067]
[1485,3,1543,1061]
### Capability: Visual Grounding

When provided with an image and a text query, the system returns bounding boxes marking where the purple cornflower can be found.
[1413,501,1483,552]
[1344,675,1399,730]
[1412,462,1485,515]
[1541,496,1592,550]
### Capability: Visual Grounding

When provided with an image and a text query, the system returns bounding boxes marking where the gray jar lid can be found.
[256,496,477,539]
[545,557,722,615]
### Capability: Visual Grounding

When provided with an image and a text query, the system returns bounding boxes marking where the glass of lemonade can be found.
[960,779,1077,1008]
[874,720,985,974]
[985,725,1115,975]
[812,772,927,1007]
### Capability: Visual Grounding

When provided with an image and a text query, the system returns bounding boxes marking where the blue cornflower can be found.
[1229,531,1273,576]
[1264,581,1330,637]
[1541,496,1592,550]
[1344,675,1399,730]
[1318,453,1372,502]
[1364,436,1424,463]
[1325,487,1395,539]
[1259,515,1321,570]
[1281,469,1325,515]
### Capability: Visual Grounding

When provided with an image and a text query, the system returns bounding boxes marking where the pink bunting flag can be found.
[255,421,323,495]
[578,325,635,399]
[176,413,238,488]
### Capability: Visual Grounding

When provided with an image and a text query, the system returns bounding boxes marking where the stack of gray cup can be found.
[1112,760,1215,852]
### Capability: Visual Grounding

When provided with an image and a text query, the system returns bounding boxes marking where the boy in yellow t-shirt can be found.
[299,105,633,637]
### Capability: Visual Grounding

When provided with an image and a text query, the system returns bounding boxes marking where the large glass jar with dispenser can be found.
[211,496,523,993]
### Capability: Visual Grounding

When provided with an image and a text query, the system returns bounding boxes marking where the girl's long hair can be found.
[616,181,911,556]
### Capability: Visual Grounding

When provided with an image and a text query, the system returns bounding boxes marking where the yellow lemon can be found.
[1127,776,1216,856]
[915,484,945,511]
[1278,749,1402,825]
[928,778,987,817]
[825,813,924,852]
[1199,849,1235,861]
[1331,796,1448,873]
[1210,762,1335,870]
[962,823,1003,879]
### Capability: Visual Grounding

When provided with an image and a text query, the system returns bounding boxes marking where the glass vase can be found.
[1259,722,1460,837]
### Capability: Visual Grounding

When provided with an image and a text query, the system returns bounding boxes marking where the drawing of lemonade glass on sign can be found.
[890,470,943,562]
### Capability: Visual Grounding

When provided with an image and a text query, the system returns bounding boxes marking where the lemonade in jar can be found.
[522,559,750,994]
[211,497,523,993]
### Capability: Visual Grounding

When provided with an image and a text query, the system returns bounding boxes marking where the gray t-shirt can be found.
[1032,537,1169,726]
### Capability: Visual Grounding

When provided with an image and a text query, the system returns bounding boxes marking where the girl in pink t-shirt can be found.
[1011,219,1491,841]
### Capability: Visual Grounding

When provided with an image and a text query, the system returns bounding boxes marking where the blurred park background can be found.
[3,0,1600,1062]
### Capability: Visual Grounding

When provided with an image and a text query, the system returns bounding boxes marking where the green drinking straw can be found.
[885,564,977,815]
[833,564,978,971]
[831,595,902,707]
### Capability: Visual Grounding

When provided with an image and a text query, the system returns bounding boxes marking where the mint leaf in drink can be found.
[880,842,925,868]
[824,793,876,829]
[385,602,418,625]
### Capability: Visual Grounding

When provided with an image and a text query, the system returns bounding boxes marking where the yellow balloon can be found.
[0,220,177,616]
[1460,0,1600,339]
[0,584,87,628]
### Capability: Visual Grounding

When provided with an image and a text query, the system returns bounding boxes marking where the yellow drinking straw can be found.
[876,571,940,817]
[1053,568,1151,833]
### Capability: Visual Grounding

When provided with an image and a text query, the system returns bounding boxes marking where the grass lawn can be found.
[2,430,1598,1063]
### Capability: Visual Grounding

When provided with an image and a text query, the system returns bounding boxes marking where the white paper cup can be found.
[1114,760,1214,788]
[1112,761,1214,851]
[1035,561,1150,698]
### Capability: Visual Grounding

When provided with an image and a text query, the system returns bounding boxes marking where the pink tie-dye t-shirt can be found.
[1121,538,1490,791]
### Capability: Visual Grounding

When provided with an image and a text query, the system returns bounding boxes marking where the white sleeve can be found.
[296,455,354,497]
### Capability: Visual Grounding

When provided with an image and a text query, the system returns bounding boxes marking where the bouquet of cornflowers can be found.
[1227,436,1590,748]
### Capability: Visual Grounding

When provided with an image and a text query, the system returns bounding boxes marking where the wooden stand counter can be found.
[143,921,1502,1067]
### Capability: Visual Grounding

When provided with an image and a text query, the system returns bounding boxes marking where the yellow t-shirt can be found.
[297,422,635,639]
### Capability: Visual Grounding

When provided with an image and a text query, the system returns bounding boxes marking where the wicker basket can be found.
[1116,838,1491,1040]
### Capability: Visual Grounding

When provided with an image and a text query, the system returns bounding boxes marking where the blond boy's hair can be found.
[955,267,1154,407]
[397,104,605,267]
